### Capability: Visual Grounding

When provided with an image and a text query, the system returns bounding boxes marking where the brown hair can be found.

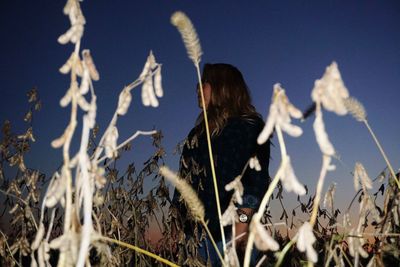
[195,63,260,136]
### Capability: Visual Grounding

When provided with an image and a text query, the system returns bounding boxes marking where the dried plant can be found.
[1,4,399,267]
[171,10,228,254]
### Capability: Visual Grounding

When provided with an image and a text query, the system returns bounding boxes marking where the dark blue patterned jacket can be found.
[172,114,270,242]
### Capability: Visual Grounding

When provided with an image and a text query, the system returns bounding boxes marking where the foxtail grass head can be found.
[344,96,367,122]
[159,166,205,221]
[171,11,203,66]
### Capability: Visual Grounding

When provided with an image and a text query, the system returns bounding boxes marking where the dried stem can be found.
[363,120,400,188]
[0,230,22,267]
[195,64,226,252]
[244,124,287,267]
[99,235,179,267]
[309,155,331,226]
[200,219,226,266]
[96,130,157,164]
[275,238,296,267]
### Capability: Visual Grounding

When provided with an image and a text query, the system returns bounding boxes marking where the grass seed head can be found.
[344,96,367,122]
[159,166,205,221]
[171,11,203,66]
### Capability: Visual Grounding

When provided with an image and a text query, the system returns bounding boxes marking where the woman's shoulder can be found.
[226,114,265,131]
[220,114,265,140]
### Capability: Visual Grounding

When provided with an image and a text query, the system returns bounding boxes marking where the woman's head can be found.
[196,63,258,135]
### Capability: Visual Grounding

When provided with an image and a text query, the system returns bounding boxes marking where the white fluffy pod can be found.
[139,51,162,107]
[104,126,119,159]
[82,49,99,81]
[31,223,45,250]
[297,222,318,263]
[58,0,85,45]
[45,171,67,208]
[117,88,132,116]
[154,65,163,98]
[59,53,74,74]
[221,202,238,227]
[251,214,279,251]
[249,156,261,171]
[86,96,97,129]
[60,89,73,108]
[258,84,303,145]
[146,80,159,107]
[142,76,159,107]
[311,62,349,116]
[139,51,155,80]
[281,157,306,196]
[141,77,152,107]
[348,229,368,259]
[79,67,90,95]
[225,175,244,205]
[77,95,91,111]
[59,53,83,76]
[313,108,335,156]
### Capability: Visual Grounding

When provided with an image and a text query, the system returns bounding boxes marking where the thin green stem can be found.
[200,220,226,267]
[275,238,296,267]
[364,120,400,188]
[0,230,22,267]
[100,236,179,267]
[309,155,330,226]
[195,64,226,252]
[243,160,286,267]
[244,125,287,267]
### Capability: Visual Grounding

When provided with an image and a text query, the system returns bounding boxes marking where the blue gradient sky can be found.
[0,1,399,215]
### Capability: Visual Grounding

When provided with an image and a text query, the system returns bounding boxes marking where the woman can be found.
[171,63,270,265]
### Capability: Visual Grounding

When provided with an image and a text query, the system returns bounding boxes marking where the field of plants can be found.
[1,1,399,266]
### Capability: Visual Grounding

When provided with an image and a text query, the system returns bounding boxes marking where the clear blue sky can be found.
[0,0,399,214]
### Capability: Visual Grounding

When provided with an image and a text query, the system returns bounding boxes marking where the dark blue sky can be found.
[1,1,399,211]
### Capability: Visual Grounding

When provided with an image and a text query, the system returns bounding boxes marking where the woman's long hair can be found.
[195,63,259,136]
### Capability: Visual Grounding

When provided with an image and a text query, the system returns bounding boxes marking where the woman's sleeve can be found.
[240,138,270,209]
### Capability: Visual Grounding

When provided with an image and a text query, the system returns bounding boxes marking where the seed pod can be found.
[82,49,99,81]
[154,65,163,98]
[117,88,132,116]
[31,223,45,250]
